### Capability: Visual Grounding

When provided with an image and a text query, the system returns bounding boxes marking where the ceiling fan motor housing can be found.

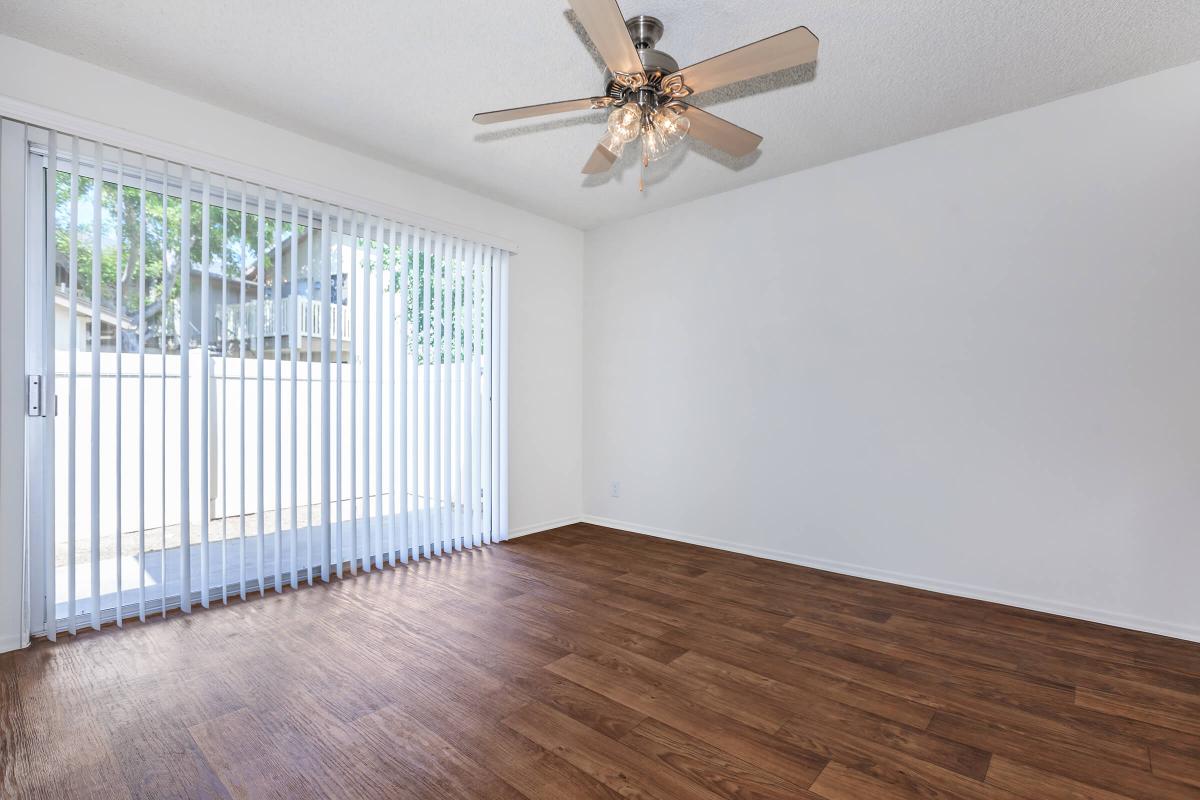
[605,15,680,101]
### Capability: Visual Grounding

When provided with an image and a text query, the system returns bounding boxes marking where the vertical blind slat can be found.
[411,229,420,560]
[415,228,424,561]
[136,153,147,621]
[430,232,443,556]
[362,216,373,571]
[498,250,510,542]
[463,240,476,550]
[272,190,283,592]
[66,137,78,634]
[199,170,211,609]
[270,191,280,592]
[219,179,229,603]
[334,207,345,578]
[446,237,453,551]
[238,180,249,601]
[441,238,450,551]
[440,237,453,553]
[348,212,359,573]
[306,202,315,585]
[375,219,385,569]
[492,250,503,542]
[386,220,397,566]
[255,190,266,596]
[319,202,332,582]
[460,241,473,548]
[43,131,57,639]
[426,229,435,558]
[471,248,483,548]
[89,139,102,631]
[398,225,410,563]
[483,247,494,545]
[178,165,192,613]
[444,237,456,551]
[289,198,299,589]
[114,150,125,625]
[179,165,193,613]
[158,159,169,618]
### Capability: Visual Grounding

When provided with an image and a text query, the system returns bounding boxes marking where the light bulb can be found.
[642,106,691,162]
[607,105,643,144]
[654,106,691,140]
[641,123,669,162]
[598,131,626,157]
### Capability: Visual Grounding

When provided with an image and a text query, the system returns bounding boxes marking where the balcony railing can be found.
[222,297,351,343]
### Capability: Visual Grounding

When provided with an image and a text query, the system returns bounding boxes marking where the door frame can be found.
[0,119,36,649]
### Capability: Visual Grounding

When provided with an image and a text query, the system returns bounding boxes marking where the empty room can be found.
[1,1,1198,798]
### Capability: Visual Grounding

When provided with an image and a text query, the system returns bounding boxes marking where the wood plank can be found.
[620,717,825,800]
[670,643,937,730]
[346,704,529,800]
[778,627,1154,769]
[809,760,931,800]
[504,591,689,664]
[1152,746,1200,790]
[788,694,992,780]
[188,708,321,800]
[775,715,1024,800]
[1076,687,1200,737]
[985,755,1133,800]
[563,638,795,734]
[928,713,1198,800]
[367,675,624,800]
[546,652,830,789]
[503,701,728,800]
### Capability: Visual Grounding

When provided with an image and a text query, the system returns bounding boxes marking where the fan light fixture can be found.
[601,102,691,163]
[472,3,820,191]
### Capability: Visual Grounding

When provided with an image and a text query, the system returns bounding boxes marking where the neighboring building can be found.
[53,228,351,360]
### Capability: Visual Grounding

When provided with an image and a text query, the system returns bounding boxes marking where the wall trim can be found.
[0,632,28,654]
[508,516,584,539]
[581,515,1200,645]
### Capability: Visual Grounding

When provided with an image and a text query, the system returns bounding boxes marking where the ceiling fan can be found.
[472,0,819,187]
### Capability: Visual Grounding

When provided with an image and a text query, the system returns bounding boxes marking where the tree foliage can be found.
[54,170,488,363]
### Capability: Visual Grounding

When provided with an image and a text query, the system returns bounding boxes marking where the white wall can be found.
[0,35,584,649]
[583,61,1200,641]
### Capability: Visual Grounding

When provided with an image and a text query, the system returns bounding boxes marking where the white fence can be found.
[53,350,469,541]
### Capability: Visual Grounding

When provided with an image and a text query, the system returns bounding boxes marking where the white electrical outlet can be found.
[609,481,621,498]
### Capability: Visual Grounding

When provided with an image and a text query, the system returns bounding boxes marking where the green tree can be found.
[54,169,277,349]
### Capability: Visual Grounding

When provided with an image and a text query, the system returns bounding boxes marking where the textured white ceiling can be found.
[2,1,1199,229]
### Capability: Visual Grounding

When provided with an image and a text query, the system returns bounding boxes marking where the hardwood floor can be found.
[2,522,1199,799]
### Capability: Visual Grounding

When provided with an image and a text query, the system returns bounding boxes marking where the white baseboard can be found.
[507,516,585,539]
[0,632,28,654]
[582,515,1200,645]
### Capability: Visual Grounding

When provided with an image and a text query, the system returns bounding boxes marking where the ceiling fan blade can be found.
[665,26,818,96]
[681,105,763,157]
[567,0,645,79]
[581,142,619,174]
[473,97,612,125]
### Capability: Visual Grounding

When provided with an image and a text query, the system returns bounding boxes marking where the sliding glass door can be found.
[9,121,509,639]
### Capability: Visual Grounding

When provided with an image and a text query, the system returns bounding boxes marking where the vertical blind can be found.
[6,119,510,638]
